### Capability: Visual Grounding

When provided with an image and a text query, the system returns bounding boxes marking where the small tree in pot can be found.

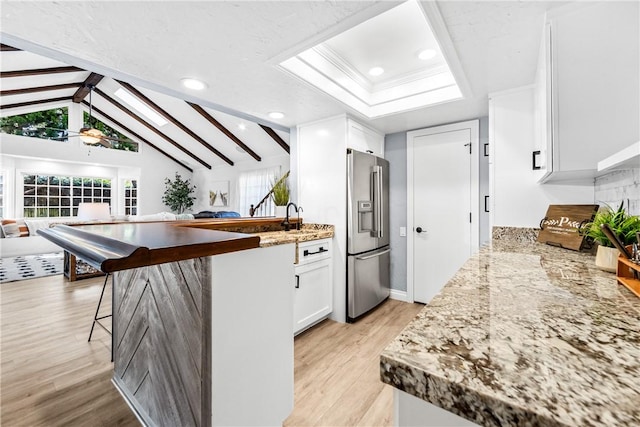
[162,172,196,214]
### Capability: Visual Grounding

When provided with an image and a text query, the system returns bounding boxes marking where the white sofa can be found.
[0,219,64,258]
[0,235,63,258]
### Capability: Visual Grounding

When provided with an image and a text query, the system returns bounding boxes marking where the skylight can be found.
[279,0,467,118]
[114,88,168,127]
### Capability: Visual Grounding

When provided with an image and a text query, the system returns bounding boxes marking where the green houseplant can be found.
[271,174,289,217]
[584,202,640,272]
[162,172,196,214]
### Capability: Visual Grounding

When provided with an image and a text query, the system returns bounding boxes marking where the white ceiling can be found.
[0,1,565,136]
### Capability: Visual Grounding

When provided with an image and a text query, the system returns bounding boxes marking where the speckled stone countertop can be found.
[254,223,334,248]
[381,229,640,426]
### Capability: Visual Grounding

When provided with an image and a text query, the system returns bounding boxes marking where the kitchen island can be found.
[39,219,332,427]
[381,228,640,426]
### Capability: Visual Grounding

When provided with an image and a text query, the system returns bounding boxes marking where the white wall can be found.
[191,153,289,216]
[489,86,594,228]
[0,132,191,217]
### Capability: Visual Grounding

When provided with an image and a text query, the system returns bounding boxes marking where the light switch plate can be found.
[400,227,407,237]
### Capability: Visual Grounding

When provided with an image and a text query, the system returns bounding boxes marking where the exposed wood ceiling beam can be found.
[0,82,82,97]
[0,66,83,78]
[259,124,290,154]
[0,96,72,110]
[93,87,211,170]
[115,80,233,166]
[187,102,261,162]
[81,101,193,173]
[1,44,21,52]
[72,73,104,103]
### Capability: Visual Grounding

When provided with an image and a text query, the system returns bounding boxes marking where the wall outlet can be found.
[399,227,407,237]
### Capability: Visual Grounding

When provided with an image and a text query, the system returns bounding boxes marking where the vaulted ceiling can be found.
[1,0,567,165]
[0,47,290,171]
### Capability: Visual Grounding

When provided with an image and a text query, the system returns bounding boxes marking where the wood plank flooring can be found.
[1,274,423,426]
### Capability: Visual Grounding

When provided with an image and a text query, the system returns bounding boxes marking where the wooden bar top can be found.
[38,222,260,273]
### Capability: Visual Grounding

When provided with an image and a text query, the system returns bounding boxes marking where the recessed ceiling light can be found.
[180,78,208,90]
[268,112,285,119]
[418,49,437,60]
[114,88,168,127]
[368,67,384,76]
[238,123,247,131]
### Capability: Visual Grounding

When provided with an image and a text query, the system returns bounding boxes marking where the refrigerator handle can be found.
[372,165,383,239]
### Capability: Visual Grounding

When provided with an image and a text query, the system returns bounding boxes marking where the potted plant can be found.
[162,172,196,214]
[584,202,640,272]
[271,174,289,217]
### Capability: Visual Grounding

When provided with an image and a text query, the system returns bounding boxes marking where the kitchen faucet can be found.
[282,202,302,231]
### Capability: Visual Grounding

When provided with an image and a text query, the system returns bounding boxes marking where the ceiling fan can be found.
[48,85,136,149]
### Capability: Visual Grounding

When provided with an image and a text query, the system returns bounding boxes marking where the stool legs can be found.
[88,273,113,361]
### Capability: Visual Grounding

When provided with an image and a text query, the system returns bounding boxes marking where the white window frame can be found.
[122,177,140,216]
[18,171,114,219]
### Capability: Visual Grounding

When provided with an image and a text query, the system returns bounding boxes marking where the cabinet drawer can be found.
[297,239,331,265]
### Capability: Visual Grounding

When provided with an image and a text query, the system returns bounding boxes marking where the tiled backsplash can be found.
[594,168,640,215]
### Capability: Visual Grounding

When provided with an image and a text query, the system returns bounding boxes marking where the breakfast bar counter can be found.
[381,228,640,426]
[38,219,324,427]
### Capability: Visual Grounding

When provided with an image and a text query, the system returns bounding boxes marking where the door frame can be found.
[406,119,480,303]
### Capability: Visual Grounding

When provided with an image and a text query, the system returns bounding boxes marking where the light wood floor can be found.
[1,274,423,426]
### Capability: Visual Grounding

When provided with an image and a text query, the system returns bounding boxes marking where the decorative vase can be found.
[275,205,288,218]
[595,246,619,273]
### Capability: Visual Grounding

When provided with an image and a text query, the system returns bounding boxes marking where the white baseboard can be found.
[389,289,409,302]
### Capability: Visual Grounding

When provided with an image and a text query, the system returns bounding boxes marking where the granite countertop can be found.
[253,223,334,248]
[381,229,640,426]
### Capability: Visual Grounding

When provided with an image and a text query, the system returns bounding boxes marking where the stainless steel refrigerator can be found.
[347,149,390,322]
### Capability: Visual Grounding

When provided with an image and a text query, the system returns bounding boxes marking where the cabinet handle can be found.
[295,274,300,289]
[532,150,541,170]
[484,195,490,213]
[303,247,327,256]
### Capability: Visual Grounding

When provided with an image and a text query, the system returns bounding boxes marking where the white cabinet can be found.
[346,119,384,157]
[537,2,639,183]
[293,238,333,335]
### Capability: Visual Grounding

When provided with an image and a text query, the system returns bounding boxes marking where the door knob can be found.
[416,227,424,233]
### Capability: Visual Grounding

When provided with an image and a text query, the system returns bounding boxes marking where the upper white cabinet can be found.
[536,2,639,183]
[346,119,384,157]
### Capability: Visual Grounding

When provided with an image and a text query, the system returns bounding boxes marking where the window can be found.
[0,107,68,141]
[23,174,111,218]
[124,179,138,215]
[238,166,281,217]
[83,112,139,152]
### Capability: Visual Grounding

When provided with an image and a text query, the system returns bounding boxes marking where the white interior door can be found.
[408,121,479,304]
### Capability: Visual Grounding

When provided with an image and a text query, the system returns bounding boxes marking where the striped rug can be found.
[0,252,63,283]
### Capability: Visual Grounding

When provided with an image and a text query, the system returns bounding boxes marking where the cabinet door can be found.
[293,260,332,335]
[347,119,384,157]
[551,2,639,172]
